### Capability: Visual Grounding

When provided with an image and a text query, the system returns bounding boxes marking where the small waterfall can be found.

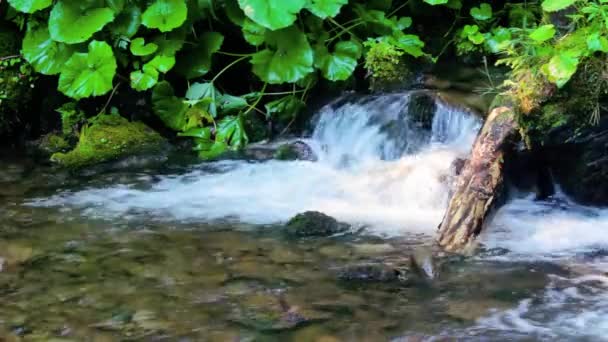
[29,92,481,234]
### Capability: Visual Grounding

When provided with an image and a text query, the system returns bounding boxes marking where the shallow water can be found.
[2,93,608,341]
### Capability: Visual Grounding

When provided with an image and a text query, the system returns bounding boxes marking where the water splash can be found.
[29,92,480,235]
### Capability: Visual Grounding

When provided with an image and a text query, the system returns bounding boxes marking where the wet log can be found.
[437,106,519,252]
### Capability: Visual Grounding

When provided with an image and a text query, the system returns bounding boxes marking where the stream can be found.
[1,93,607,341]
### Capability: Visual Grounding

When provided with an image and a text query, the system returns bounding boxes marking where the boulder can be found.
[50,113,167,169]
[285,211,349,237]
[244,140,318,162]
[336,263,402,283]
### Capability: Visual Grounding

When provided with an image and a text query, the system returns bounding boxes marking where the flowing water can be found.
[1,92,607,341]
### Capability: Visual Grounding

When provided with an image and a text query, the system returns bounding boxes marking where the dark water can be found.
[0,155,567,341]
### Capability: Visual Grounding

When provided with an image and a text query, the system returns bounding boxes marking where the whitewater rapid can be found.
[30,93,480,235]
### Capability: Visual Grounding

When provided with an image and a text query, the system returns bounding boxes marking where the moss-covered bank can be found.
[51,113,167,169]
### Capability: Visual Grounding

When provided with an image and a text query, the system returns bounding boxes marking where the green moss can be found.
[273,144,298,161]
[51,113,167,169]
[38,133,71,155]
[364,40,412,91]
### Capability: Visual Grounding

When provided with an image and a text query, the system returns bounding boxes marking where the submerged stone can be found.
[286,211,349,237]
[336,263,402,283]
[50,113,167,169]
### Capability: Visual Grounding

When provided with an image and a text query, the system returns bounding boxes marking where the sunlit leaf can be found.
[237,0,306,30]
[22,23,76,75]
[529,25,556,42]
[470,3,492,21]
[541,0,577,12]
[49,1,115,44]
[130,38,159,56]
[7,0,51,13]
[306,0,348,19]
[314,40,362,81]
[142,0,188,32]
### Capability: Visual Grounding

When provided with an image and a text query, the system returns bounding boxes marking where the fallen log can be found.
[437,106,519,252]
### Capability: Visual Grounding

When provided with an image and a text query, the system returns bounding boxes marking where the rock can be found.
[437,106,519,252]
[336,263,402,283]
[542,116,608,205]
[50,113,167,169]
[286,211,350,237]
[244,140,318,162]
[407,91,437,130]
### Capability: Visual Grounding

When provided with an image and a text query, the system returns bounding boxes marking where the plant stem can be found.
[388,0,411,17]
[244,83,267,116]
[262,90,306,96]
[329,18,362,42]
[0,55,21,61]
[98,82,122,115]
[211,56,250,83]
[327,22,366,43]
[217,51,255,57]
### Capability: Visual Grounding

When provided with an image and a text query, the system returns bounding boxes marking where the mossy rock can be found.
[51,113,167,169]
[285,211,349,237]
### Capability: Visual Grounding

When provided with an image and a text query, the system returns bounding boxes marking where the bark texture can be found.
[437,106,519,252]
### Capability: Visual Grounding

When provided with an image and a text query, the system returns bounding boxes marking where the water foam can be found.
[29,93,480,235]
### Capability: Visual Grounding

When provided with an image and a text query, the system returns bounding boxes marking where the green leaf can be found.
[314,40,362,81]
[186,82,220,117]
[242,19,266,46]
[58,41,117,99]
[470,3,492,21]
[587,33,608,52]
[541,0,577,12]
[177,32,224,79]
[130,64,159,91]
[390,34,426,57]
[541,51,580,88]
[265,96,305,121]
[306,0,348,19]
[152,81,189,131]
[238,0,306,30]
[251,26,314,84]
[529,25,556,42]
[7,0,51,13]
[22,23,76,75]
[392,16,413,30]
[218,94,248,114]
[215,115,248,149]
[130,38,158,56]
[142,0,188,32]
[423,0,449,5]
[485,27,512,53]
[106,0,126,13]
[148,55,176,73]
[108,5,142,38]
[49,1,115,44]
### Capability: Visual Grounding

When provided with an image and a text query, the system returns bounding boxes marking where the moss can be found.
[273,144,299,161]
[38,133,71,155]
[364,40,413,91]
[51,113,167,169]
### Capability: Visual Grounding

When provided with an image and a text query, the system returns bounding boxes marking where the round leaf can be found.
[541,0,576,12]
[314,40,362,81]
[541,51,580,88]
[251,26,314,84]
[148,55,176,73]
[58,41,117,99]
[242,19,266,46]
[130,38,159,56]
[22,24,76,75]
[306,0,348,19]
[131,65,159,91]
[152,81,189,131]
[49,1,115,44]
[529,25,556,42]
[108,5,142,38]
[470,3,492,21]
[238,0,306,30]
[587,33,608,52]
[7,0,52,13]
[423,0,449,5]
[142,0,188,32]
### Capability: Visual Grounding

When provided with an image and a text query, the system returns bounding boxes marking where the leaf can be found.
[49,1,115,44]
[152,81,189,131]
[390,34,426,57]
[58,41,117,99]
[485,27,512,53]
[108,5,142,38]
[176,32,224,79]
[265,96,305,121]
[392,16,413,30]
[541,0,577,12]
[142,0,188,32]
[529,24,556,42]
[541,51,580,88]
[242,19,266,46]
[106,0,126,13]
[218,94,248,114]
[147,55,176,73]
[423,0,449,5]
[215,115,248,149]
[186,82,220,117]
[314,40,362,81]
[7,0,52,13]
[22,23,76,75]
[306,0,348,19]
[237,0,306,30]
[587,33,608,52]
[470,3,492,21]
[251,26,314,84]
[130,38,159,56]
[130,64,159,91]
